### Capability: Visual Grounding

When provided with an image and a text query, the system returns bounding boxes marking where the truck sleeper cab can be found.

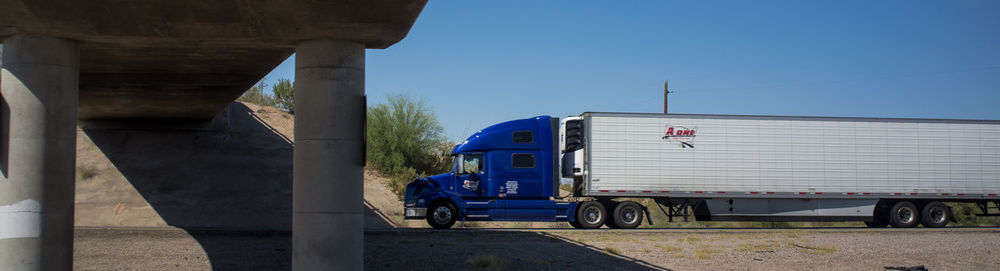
[405,114,1000,229]
[404,116,578,228]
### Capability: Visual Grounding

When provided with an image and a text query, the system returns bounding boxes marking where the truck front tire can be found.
[427,201,457,229]
[576,201,607,229]
[889,201,920,228]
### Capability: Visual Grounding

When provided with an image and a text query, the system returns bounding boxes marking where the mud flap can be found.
[643,206,653,225]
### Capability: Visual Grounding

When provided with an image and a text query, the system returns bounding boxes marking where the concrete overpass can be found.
[0,1,426,270]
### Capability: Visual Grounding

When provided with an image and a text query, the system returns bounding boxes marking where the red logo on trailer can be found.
[662,125,696,148]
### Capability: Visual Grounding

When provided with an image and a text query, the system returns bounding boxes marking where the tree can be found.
[238,77,275,106]
[367,94,452,197]
[272,78,294,113]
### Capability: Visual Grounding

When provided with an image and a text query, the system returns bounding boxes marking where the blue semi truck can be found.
[404,113,1000,229]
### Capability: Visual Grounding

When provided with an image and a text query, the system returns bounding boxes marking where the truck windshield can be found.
[458,153,484,175]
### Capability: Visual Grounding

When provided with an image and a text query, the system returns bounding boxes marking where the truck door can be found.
[455,153,505,220]
[455,153,488,197]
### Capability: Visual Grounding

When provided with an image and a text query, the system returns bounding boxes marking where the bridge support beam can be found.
[292,39,365,271]
[0,35,79,270]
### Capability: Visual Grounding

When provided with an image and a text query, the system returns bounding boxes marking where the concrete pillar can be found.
[0,35,79,270]
[293,39,365,270]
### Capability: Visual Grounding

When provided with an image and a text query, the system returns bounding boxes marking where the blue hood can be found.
[425,172,453,187]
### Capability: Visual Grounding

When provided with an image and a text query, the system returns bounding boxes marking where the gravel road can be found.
[75,228,1000,270]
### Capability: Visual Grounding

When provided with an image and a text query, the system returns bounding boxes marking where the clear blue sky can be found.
[262,0,1000,141]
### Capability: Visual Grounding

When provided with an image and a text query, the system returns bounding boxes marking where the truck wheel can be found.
[920,201,950,228]
[889,201,919,228]
[569,219,584,229]
[575,201,607,229]
[427,201,457,229]
[611,201,644,229]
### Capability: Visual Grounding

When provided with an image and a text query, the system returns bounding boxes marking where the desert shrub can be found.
[949,202,1000,226]
[367,94,453,198]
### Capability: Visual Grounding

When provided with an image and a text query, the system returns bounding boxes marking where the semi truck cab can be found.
[403,116,577,228]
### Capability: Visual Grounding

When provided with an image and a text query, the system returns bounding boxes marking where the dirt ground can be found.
[70,103,1000,270]
[367,228,1000,271]
[75,227,1000,270]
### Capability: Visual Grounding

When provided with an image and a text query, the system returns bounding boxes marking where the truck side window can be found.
[512,131,533,143]
[512,153,535,168]
[459,153,484,175]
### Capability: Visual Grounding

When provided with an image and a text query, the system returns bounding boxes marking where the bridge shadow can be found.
[80,102,390,270]
[80,102,657,270]
[366,230,669,271]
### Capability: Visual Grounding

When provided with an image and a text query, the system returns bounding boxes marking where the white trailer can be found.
[561,112,1000,228]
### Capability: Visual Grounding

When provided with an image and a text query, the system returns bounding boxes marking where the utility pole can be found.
[663,80,674,114]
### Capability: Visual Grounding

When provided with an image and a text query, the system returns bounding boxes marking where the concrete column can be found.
[0,35,79,270]
[293,39,365,270]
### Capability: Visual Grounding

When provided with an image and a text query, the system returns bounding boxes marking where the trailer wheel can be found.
[889,201,919,228]
[575,201,607,229]
[427,201,457,229]
[611,201,644,229]
[920,201,950,228]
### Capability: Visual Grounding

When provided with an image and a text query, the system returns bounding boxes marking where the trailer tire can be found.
[611,201,644,229]
[920,201,950,228]
[427,201,457,229]
[889,201,919,228]
[576,201,607,229]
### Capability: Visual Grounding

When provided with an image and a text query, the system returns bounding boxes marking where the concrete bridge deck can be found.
[0,0,425,120]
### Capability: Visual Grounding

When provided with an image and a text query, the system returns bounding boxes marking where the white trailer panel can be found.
[582,112,1000,199]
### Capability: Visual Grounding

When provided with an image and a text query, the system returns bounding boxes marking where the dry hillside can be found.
[74,102,570,229]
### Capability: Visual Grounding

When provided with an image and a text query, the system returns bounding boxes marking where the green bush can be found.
[367,94,453,199]
[272,78,294,113]
[949,202,1000,226]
